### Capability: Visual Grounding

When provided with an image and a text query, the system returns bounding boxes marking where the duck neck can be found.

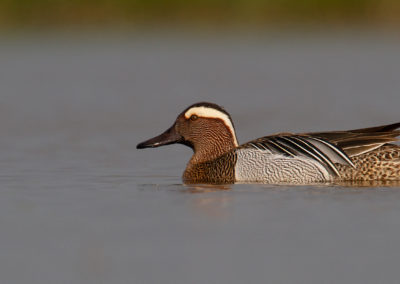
[190,134,237,164]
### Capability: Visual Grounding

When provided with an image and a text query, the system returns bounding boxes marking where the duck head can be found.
[137,102,239,162]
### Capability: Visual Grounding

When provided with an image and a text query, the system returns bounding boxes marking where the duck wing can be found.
[240,122,400,177]
[241,134,353,177]
[303,122,400,157]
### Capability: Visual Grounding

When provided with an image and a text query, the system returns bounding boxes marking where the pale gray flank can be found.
[234,148,332,184]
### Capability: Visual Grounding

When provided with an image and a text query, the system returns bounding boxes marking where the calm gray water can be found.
[1,32,400,284]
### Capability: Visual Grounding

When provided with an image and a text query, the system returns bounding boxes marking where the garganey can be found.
[137,102,400,184]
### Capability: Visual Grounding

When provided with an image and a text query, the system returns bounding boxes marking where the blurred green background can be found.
[0,0,399,30]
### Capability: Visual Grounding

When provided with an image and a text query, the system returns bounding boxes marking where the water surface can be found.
[1,32,400,284]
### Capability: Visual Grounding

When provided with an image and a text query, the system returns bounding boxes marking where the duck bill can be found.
[137,126,183,149]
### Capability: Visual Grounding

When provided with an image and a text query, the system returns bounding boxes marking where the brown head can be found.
[137,102,239,163]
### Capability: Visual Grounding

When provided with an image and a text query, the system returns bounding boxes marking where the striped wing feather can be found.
[304,122,400,157]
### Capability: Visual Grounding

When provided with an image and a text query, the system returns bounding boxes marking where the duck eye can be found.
[190,115,198,121]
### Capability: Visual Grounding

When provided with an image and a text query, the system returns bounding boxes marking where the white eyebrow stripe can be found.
[184,106,238,147]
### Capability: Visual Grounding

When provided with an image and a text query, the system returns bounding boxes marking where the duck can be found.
[137,102,400,184]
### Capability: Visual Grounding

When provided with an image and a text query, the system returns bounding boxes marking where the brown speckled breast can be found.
[183,151,237,184]
[336,145,400,181]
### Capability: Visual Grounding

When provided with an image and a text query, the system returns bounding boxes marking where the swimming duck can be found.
[137,102,400,184]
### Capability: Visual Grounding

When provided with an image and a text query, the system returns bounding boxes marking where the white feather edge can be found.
[304,137,355,167]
